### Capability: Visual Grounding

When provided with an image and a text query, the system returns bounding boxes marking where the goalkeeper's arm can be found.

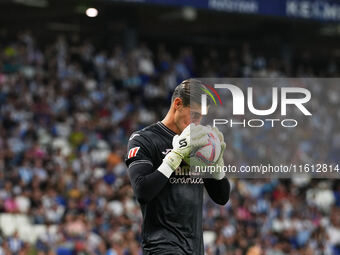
[128,124,208,203]
[203,126,230,205]
[202,140,230,205]
[203,177,230,205]
[128,162,170,204]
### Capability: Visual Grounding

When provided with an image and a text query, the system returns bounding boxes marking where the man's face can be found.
[173,99,202,133]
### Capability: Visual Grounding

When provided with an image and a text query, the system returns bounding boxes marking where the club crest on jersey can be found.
[128,147,140,159]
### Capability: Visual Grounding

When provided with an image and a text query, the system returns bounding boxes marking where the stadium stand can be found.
[0,22,339,255]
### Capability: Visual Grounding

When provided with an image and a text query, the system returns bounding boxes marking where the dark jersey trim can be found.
[129,159,153,168]
[157,121,176,137]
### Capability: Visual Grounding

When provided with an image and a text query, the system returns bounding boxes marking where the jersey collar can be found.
[157,121,176,137]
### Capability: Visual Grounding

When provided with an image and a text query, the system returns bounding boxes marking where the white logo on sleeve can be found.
[128,147,140,159]
[129,134,140,141]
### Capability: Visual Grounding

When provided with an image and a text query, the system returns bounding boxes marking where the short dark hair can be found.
[171,79,208,106]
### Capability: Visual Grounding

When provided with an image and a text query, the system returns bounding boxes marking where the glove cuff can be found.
[158,161,175,178]
[212,171,225,180]
[162,151,182,173]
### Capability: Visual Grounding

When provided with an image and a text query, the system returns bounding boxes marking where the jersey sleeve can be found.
[125,132,154,168]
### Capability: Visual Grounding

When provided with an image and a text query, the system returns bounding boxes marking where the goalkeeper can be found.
[125,79,230,255]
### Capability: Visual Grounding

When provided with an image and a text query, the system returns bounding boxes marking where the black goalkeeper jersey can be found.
[125,121,204,255]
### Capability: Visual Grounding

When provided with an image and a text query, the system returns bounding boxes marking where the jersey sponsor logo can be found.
[128,147,140,159]
[129,133,140,141]
[179,138,187,148]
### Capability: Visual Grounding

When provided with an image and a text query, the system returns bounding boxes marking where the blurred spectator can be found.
[0,30,339,254]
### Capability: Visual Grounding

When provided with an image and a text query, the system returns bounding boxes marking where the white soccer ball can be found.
[191,128,221,165]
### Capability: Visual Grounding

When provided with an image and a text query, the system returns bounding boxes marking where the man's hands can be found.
[163,124,207,171]
[158,124,226,180]
[209,126,226,180]
[183,125,226,180]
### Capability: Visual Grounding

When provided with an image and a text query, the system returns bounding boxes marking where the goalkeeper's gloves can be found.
[210,126,226,180]
[158,124,208,178]
[184,125,226,180]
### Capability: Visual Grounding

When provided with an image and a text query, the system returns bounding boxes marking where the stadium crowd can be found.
[0,31,339,255]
